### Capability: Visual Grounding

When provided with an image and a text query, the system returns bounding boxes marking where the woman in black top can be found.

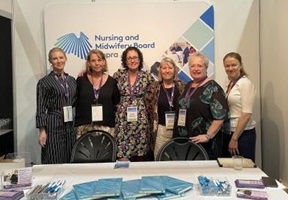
[75,49,120,138]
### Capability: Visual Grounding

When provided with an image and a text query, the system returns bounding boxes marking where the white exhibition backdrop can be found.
[9,0,260,166]
[44,1,215,82]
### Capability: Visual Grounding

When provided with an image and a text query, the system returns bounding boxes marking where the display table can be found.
[29,161,287,199]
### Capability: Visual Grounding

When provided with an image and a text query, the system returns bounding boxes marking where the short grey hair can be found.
[188,51,209,68]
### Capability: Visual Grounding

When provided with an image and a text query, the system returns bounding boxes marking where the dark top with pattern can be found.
[75,73,120,127]
[36,71,77,164]
[173,80,229,158]
[113,69,154,158]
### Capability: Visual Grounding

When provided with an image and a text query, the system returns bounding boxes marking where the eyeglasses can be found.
[127,56,139,61]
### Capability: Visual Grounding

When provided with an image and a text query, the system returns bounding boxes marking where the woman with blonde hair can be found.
[75,49,120,138]
[36,47,77,164]
[145,57,185,158]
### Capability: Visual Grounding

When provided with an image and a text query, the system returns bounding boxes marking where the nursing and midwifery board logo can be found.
[55,32,92,60]
[54,5,214,83]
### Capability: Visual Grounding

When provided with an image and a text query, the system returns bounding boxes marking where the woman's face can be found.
[223,56,241,81]
[189,56,207,81]
[88,53,106,73]
[160,62,175,81]
[50,50,67,73]
[126,50,140,72]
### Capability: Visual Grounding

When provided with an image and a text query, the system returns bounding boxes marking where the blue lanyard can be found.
[184,76,207,108]
[92,74,103,103]
[54,73,69,99]
[162,83,175,111]
[128,72,139,101]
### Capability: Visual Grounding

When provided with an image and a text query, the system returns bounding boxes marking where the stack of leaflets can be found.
[121,179,149,199]
[139,176,166,194]
[0,190,24,200]
[93,178,123,199]
[139,176,193,199]
[2,167,32,190]
[235,179,265,189]
[69,176,193,200]
[236,189,268,200]
[73,178,123,200]
[73,180,98,200]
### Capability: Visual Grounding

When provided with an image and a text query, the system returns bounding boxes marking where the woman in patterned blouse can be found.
[173,52,230,159]
[113,47,154,161]
[145,57,185,159]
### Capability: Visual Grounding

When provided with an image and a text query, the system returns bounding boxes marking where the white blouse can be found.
[226,76,256,131]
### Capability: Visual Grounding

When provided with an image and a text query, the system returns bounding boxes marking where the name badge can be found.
[91,104,103,122]
[165,111,175,130]
[177,109,186,127]
[127,106,137,122]
[63,106,73,122]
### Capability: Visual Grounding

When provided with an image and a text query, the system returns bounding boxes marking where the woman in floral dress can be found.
[113,47,154,161]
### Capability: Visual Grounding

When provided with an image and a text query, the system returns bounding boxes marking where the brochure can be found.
[2,167,32,190]
[236,189,268,200]
[139,176,165,194]
[0,190,24,200]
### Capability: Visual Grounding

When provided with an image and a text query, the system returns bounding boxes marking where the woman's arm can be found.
[229,112,251,154]
[190,119,224,143]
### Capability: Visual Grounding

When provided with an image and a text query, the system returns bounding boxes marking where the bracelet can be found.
[205,134,212,141]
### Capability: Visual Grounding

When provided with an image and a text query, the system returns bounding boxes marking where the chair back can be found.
[156,137,209,161]
[70,130,117,163]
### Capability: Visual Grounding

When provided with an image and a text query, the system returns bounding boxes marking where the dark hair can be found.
[121,46,144,70]
[223,52,248,77]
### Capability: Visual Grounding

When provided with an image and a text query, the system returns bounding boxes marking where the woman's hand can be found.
[229,138,239,155]
[38,128,47,147]
[190,134,209,144]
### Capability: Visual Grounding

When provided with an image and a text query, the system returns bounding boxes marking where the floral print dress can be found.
[113,69,154,158]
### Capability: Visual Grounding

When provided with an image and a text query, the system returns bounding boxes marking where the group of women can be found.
[36,47,256,164]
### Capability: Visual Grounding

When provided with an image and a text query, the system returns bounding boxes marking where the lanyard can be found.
[162,83,175,111]
[54,73,69,99]
[92,74,103,103]
[184,76,207,108]
[225,75,242,98]
[128,72,139,101]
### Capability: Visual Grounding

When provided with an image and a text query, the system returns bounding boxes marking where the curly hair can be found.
[121,46,144,70]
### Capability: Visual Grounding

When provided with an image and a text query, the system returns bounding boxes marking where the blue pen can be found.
[49,180,65,193]
[47,181,59,193]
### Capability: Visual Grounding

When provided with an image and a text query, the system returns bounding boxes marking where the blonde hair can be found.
[86,49,108,74]
[48,47,66,63]
[158,57,179,82]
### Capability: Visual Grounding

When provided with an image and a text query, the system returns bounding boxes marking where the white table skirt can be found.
[27,161,287,200]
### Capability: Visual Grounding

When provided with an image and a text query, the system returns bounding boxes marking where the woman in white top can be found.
[223,52,256,162]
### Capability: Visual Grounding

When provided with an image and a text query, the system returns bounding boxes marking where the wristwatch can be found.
[205,134,212,141]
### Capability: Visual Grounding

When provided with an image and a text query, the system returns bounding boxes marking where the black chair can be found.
[156,137,209,161]
[70,130,117,163]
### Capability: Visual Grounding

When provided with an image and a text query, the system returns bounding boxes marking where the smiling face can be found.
[49,49,67,74]
[88,53,106,74]
[189,56,207,82]
[223,56,242,81]
[126,50,140,72]
[160,61,175,82]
